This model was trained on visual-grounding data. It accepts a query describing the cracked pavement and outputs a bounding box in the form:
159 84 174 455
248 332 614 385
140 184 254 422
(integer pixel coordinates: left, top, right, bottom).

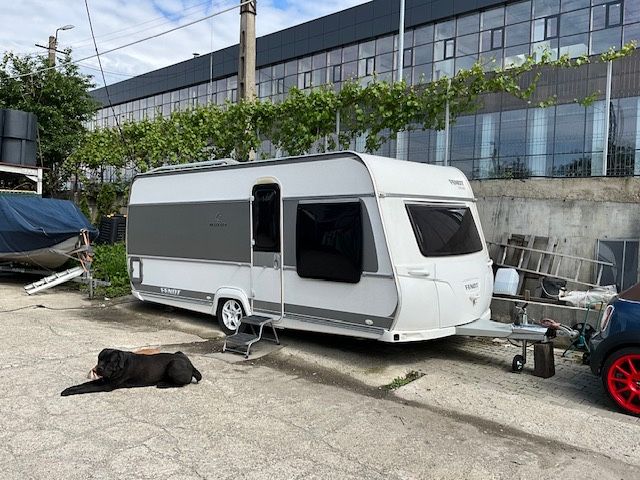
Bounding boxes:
0 279 638 479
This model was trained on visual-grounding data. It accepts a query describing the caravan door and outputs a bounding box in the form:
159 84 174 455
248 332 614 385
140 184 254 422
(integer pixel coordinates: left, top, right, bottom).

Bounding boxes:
250 183 284 319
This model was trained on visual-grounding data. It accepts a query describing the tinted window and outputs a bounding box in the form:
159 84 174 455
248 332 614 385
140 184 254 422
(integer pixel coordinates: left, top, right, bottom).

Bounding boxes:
406 204 483 257
296 202 363 283
253 184 280 252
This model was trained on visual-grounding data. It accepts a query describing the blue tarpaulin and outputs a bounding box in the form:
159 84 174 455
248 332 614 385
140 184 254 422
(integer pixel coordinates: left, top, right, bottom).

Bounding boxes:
0 195 97 254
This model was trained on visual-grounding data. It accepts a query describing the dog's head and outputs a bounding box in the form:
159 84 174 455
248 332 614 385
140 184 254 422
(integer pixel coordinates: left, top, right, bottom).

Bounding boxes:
94 349 127 379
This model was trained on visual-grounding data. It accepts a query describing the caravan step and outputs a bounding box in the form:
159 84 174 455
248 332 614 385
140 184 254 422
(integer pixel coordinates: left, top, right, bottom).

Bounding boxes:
222 315 281 358
24 266 85 295
239 315 276 327
225 332 260 347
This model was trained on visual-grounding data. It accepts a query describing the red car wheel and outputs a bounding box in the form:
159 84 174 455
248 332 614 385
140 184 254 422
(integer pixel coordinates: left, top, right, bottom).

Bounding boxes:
602 348 640 416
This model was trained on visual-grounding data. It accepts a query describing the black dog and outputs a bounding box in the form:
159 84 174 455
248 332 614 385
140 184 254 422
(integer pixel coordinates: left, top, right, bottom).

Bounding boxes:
61 348 202 396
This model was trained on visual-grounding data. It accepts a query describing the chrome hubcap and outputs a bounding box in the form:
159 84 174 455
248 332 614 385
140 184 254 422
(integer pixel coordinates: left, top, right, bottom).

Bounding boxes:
221 300 242 330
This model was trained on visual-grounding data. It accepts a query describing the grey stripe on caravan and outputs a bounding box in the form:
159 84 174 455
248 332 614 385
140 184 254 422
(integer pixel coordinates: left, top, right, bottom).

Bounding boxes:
254 300 394 329
129 194 375 207
379 193 476 202
256 309 385 335
137 285 213 304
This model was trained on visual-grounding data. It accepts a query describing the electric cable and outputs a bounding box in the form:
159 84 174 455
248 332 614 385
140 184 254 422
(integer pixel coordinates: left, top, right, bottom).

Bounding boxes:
0 298 138 314
84 0 133 163
7 0 253 81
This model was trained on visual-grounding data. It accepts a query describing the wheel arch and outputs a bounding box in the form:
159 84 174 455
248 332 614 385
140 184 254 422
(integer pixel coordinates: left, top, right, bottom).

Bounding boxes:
212 287 252 317
592 333 640 375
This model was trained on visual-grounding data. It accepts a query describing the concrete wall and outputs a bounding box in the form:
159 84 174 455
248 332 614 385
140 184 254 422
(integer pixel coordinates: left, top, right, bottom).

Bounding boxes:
471 177 640 326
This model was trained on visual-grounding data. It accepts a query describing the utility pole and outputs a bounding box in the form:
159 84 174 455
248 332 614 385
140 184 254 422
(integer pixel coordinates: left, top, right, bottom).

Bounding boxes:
238 0 257 101
38 25 74 67
48 36 57 66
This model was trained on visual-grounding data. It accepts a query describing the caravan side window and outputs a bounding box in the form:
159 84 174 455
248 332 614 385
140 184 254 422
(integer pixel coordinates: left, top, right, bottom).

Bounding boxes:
406 204 483 257
296 202 363 283
252 184 280 252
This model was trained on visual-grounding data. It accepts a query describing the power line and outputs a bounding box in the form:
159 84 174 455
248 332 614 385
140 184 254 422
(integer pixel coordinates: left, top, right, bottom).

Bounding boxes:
68 0 225 52
7 0 252 81
84 0 132 161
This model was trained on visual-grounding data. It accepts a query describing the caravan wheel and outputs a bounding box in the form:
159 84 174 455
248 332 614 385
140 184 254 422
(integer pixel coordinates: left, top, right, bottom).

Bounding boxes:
217 298 245 335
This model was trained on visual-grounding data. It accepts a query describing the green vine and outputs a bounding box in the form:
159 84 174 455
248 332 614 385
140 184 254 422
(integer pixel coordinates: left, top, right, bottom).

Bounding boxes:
66 42 636 182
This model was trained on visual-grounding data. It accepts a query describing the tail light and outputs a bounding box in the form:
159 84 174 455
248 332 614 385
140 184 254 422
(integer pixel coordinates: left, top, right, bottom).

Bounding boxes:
599 304 615 332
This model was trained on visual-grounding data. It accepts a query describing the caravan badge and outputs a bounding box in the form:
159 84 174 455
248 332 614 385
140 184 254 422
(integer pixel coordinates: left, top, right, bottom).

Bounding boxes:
160 287 181 296
210 213 228 228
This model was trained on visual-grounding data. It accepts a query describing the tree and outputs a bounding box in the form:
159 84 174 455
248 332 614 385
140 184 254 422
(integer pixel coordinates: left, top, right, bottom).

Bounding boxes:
0 51 99 195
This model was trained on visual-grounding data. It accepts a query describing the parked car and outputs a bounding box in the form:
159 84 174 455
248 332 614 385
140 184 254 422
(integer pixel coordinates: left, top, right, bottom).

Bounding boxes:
589 283 640 416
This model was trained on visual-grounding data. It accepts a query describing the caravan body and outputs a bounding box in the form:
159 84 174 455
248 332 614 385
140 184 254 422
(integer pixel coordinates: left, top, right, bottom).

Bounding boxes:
126 151 493 342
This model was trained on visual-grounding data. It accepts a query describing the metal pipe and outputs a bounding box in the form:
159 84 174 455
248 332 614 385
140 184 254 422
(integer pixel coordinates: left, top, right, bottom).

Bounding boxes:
602 59 613 176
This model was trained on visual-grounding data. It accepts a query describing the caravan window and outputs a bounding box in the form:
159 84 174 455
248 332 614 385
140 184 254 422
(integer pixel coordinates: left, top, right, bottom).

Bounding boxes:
406 204 483 257
252 184 280 252
296 202 363 283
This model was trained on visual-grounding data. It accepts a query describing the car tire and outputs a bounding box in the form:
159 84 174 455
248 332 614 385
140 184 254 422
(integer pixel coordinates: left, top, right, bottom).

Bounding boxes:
601 347 640 417
216 298 245 335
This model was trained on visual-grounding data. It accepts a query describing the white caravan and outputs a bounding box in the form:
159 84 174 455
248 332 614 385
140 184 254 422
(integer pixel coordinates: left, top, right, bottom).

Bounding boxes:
127 151 529 344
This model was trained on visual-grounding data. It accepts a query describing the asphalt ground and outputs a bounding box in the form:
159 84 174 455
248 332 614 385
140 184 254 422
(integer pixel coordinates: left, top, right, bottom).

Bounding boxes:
0 277 638 479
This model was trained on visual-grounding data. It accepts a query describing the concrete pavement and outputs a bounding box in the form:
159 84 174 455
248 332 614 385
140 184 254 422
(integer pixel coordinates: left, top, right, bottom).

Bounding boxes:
0 278 638 479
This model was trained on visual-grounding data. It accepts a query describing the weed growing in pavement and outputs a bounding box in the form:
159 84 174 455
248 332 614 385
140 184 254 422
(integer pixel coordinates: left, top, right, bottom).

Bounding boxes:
383 370 424 390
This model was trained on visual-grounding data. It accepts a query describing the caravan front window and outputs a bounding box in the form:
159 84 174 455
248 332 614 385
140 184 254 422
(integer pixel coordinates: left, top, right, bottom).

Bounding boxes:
406 204 483 257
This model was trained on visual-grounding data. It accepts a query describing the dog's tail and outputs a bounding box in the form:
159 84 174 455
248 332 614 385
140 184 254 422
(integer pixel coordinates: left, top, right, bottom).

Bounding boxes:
192 367 202 383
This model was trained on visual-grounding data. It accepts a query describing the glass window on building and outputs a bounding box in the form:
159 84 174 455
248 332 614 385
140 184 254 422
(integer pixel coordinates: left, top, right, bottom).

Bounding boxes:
533 0 560 19
560 8 590 35
455 54 478 73
403 48 413 68
456 33 479 56
505 21 531 46
414 43 433 64
332 64 341 83
560 32 589 56
328 48 342 66
625 1 640 24
481 6 505 30
298 56 312 73
312 52 326 69
623 22 640 44
343 44 358 62
376 35 394 54
343 60 358 80
507 1 532 24
359 40 375 59
414 24 434 45
457 13 480 34
591 26 622 53
435 19 455 40
434 59 454 79
561 0 589 13
376 52 393 73
592 2 622 30
413 63 432 83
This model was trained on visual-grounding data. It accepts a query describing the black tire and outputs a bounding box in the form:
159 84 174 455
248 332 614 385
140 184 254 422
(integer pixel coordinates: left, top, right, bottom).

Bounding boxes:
512 354 525 373
601 347 640 417
216 298 245 335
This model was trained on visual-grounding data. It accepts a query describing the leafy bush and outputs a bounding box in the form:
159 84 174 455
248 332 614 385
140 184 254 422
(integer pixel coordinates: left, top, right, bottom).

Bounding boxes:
91 242 130 297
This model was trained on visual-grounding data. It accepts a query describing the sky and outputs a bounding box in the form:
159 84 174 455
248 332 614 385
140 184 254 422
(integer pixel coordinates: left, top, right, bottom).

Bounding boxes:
1 0 371 87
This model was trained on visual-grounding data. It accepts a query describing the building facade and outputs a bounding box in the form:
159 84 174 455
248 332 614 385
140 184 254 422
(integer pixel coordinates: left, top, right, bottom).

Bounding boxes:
90 0 640 179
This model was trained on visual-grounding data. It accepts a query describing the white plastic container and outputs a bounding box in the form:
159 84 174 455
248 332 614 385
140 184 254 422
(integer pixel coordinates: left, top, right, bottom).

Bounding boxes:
493 268 519 295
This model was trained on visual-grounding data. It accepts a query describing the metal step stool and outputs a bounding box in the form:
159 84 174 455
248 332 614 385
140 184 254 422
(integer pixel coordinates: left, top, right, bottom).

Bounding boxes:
223 315 280 358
